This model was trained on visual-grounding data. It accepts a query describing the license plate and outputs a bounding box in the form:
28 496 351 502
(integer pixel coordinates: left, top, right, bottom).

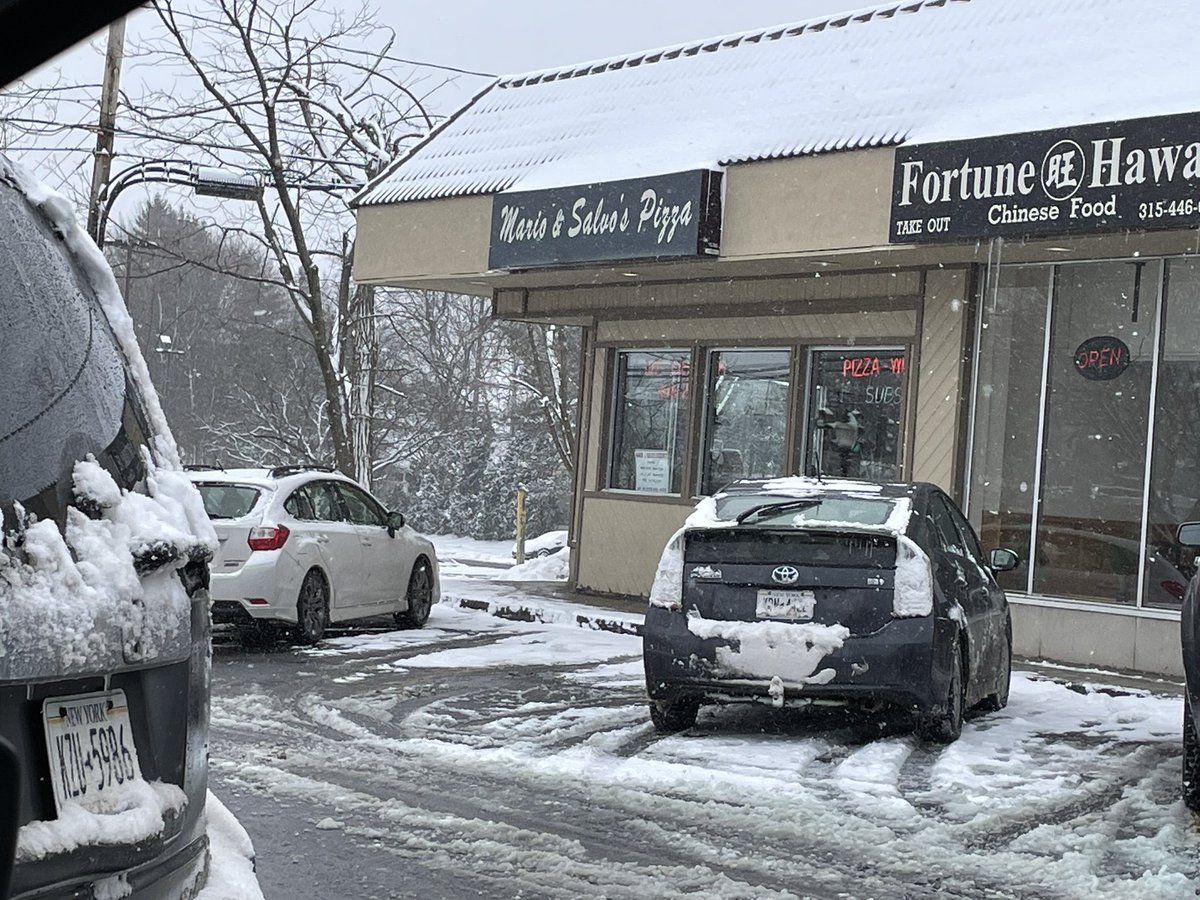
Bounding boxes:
43 690 143 814
756 589 816 621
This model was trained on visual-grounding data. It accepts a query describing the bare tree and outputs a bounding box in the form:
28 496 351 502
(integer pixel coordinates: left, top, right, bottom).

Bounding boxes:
121 0 444 486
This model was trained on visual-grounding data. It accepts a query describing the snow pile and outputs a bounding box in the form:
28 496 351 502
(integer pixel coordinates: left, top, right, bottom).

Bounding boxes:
0 458 215 681
686 614 850 685
892 535 933 618
196 792 265 900
16 780 186 862
497 547 569 581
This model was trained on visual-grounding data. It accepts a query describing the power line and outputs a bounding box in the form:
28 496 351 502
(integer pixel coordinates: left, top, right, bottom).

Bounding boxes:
166 8 497 80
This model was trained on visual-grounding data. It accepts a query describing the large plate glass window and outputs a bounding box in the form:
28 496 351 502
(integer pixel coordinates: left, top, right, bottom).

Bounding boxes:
699 349 791 495
804 348 906 482
968 266 1051 592
1034 261 1160 605
968 258 1185 609
609 350 691 494
1144 259 1200 608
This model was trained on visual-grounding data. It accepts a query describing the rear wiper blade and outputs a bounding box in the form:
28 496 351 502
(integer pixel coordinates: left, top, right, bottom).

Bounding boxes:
735 499 821 525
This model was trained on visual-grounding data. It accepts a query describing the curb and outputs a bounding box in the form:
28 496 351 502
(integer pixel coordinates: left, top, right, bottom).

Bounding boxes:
443 594 644 637
442 595 1184 698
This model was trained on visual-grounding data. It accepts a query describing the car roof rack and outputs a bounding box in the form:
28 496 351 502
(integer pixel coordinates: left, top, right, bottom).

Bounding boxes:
184 463 225 471
267 464 337 479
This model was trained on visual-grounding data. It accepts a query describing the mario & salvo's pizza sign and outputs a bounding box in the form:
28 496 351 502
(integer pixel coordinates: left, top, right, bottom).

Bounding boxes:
488 170 722 269
890 113 1200 243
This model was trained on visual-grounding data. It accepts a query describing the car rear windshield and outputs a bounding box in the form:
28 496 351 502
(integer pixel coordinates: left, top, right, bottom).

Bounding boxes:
196 484 261 519
715 493 898 527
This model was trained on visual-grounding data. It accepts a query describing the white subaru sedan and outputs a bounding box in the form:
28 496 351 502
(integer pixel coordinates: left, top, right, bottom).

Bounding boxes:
187 465 439 642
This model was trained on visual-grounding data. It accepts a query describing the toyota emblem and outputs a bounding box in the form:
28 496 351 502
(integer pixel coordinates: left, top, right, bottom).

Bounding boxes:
771 565 800 585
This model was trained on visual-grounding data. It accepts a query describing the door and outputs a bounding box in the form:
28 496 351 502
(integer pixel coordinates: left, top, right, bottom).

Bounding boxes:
803 347 907 482
335 481 407 607
294 480 365 610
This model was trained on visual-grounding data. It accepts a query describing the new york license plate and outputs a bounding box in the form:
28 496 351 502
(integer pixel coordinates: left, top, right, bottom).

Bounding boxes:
755 589 816 621
43 690 143 814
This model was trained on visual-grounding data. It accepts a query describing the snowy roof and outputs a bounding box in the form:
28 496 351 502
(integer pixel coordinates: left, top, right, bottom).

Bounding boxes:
356 0 1200 207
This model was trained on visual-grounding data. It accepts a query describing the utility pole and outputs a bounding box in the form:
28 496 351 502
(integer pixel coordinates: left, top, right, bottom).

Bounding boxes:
87 19 126 242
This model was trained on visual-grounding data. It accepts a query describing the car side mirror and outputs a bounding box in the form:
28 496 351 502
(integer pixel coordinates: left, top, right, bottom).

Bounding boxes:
0 737 19 900
386 511 405 538
1177 521 1200 547
989 548 1020 572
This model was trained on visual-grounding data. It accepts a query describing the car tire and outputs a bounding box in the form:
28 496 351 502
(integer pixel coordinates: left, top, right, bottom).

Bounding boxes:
918 636 965 743
534 549 553 558
1184 701 1200 812
295 570 329 645
978 632 1012 712
395 559 433 629
649 697 699 733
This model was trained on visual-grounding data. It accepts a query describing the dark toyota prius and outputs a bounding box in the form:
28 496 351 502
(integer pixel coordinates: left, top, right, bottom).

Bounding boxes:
643 478 1017 741
0 156 214 897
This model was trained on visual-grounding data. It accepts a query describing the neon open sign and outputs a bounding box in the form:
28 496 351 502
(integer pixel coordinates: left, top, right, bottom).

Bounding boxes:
1074 335 1130 381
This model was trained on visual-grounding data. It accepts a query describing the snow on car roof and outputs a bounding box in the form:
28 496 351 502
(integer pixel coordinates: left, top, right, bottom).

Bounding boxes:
356 0 1200 205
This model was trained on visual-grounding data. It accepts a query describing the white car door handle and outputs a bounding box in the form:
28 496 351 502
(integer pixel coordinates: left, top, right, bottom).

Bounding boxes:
315 535 330 544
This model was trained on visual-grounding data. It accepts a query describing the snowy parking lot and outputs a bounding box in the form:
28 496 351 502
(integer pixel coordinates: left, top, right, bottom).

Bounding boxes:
208 566 1198 899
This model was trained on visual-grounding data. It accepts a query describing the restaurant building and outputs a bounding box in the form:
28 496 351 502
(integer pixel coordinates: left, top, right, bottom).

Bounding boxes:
352 0 1200 675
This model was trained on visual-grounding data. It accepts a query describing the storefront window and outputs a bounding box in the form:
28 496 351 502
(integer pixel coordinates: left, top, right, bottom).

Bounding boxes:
805 348 906 482
699 349 791 495
969 267 1050 592
1034 261 1160 605
609 350 691 494
1144 259 1200 608
969 258 1193 608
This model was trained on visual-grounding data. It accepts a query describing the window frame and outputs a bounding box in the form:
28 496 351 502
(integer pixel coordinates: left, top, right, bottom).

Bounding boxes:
334 481 388 528
605 346 696 496
696 346 794 498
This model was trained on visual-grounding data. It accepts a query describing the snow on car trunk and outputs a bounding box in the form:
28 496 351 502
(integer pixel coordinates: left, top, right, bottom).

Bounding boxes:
0 459 213 681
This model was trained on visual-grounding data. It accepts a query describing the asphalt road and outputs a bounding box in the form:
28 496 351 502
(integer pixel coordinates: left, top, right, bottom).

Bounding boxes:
206 604 1198 900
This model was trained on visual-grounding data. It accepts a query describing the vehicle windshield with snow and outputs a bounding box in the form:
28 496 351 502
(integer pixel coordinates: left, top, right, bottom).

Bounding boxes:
643 478 1017 741
0 155 216 897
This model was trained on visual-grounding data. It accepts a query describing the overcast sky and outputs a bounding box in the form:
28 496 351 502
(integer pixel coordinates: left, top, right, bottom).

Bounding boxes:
13 0 857 225
31 0 858 108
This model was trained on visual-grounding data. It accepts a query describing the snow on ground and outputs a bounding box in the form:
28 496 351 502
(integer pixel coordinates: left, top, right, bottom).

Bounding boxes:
428 534 514 573
197 792 264 900
210 574 1198 898
496 546 569 581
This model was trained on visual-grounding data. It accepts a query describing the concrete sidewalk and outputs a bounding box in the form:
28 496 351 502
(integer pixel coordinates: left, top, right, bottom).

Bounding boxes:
442 577 1187 698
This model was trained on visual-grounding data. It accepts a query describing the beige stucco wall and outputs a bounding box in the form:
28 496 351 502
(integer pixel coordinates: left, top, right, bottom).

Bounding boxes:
352 148 901 292
910 268 972 495
1011 602 1182 676
576 496 691 596
721 150 894 258
353 196 491 285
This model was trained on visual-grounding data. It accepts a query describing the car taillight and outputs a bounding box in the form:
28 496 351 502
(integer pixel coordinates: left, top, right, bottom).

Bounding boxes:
1162 580 1187 602
248 524 290 551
